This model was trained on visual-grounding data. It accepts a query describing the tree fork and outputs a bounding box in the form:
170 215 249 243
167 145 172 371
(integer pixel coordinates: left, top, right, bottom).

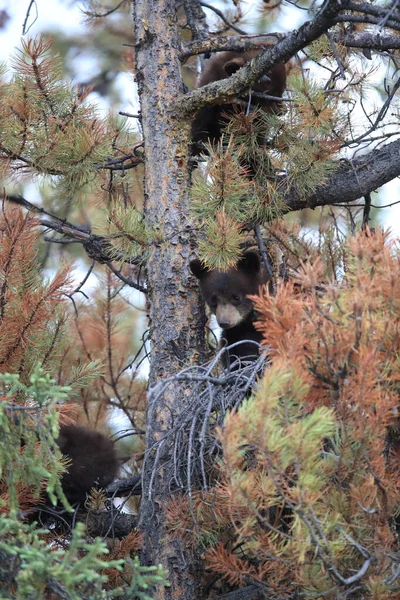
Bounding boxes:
133 1 207 598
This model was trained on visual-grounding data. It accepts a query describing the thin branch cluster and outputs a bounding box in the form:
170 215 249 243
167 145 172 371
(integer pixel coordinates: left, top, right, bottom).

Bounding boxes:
145 346 267 498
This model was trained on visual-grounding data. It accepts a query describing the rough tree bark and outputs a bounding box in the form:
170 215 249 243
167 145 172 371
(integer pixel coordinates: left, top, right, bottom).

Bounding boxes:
132 1 207 599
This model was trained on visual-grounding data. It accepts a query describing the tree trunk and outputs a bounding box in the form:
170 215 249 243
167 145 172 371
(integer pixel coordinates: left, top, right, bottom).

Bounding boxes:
133 1 207 598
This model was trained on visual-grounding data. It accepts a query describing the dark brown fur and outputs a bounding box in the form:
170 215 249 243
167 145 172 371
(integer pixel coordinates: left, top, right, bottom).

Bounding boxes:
192 50 287 153
190 251 270 367
57 424 118 504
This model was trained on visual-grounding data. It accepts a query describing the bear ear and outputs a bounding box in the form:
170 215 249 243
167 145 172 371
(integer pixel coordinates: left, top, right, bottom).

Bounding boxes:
224 57 246 76
237 251 261 274
190 258 208 280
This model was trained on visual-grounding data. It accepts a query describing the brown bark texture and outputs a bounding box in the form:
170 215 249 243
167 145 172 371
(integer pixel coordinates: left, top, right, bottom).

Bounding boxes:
133 1 207 598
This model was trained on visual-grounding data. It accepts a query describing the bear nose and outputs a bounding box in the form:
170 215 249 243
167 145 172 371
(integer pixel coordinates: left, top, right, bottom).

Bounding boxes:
218 319 230 329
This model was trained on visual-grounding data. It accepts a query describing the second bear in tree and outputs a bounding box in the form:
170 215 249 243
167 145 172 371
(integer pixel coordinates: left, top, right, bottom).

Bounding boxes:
190 251 270 367
192 49 287 154
57 424 118 504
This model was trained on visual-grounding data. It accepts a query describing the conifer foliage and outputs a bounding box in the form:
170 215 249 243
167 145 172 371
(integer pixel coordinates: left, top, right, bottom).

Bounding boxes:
0 204 163 597
191 75 347 270
0 37 124 198
167 230 400 598
0 205 71 379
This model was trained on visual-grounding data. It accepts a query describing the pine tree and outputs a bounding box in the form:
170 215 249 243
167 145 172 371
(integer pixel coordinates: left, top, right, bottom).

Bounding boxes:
1 0 400 598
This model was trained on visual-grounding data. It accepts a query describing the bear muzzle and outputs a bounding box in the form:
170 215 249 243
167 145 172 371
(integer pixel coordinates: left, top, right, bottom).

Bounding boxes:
216 304 244 329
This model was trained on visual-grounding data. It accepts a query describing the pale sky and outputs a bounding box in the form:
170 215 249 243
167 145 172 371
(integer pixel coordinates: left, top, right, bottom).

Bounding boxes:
0 1 83 54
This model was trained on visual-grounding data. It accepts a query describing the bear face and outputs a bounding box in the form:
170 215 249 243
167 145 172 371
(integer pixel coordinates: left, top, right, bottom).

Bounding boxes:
192 49 287 151
198 50 287 111
190 251 269 330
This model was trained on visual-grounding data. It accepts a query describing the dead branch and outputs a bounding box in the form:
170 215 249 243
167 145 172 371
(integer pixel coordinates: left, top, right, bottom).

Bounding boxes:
331 31 400 51
105 475 142 496
183 0 209 41
83 0 128 18
144 342 268 501
182 30 400 61
5 195 147 292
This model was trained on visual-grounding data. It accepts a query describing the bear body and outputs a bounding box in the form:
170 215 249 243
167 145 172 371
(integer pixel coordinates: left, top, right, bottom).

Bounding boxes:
192 49 287 153
56 424 118 504
190 251 270 367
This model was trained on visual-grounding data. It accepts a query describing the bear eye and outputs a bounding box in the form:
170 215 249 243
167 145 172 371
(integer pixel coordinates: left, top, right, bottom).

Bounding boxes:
231 294 242 306
210 294 218 307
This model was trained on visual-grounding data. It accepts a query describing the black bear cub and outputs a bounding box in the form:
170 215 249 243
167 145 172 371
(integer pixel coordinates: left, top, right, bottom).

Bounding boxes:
190 251 270 367
57 424 118 504
192 49 287 153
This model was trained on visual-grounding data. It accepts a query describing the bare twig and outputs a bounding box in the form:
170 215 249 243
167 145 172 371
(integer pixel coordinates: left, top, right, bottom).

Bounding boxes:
346 77 400 146
119 111 141 118
105 475 142 496
22 0 38 35
67 261 95 301
144 342 268 502
94 149 143 171
83 0 127 18
325 31 346 78
200 1 247 35
106 261 147 294
362 193 372 230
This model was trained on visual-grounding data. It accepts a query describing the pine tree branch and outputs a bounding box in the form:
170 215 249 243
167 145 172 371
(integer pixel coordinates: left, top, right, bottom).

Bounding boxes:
0 147 62 176
183 0 209 41
345 1 400 23
183 29 400 60
94 151 143 171
6 195 90 234
179 0 349 115
336 13 400 32
332 31 400 51
181 34 284 59
0 146 142 176
182 31 400 61
5 195 147 293
83 0 128 18
282 137 400 212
